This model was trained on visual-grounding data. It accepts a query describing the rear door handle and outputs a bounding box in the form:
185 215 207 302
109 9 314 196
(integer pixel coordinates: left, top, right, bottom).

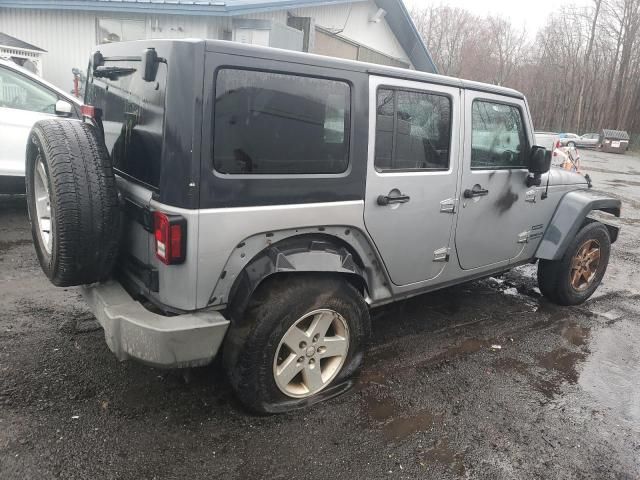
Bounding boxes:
377 194 410 206
463 185 489 198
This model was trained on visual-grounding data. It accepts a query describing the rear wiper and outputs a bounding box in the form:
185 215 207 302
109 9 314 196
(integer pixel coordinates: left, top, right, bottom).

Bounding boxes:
93 66 137 79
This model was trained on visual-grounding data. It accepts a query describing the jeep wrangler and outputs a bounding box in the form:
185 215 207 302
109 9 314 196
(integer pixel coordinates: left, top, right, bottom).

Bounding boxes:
25 39 621 413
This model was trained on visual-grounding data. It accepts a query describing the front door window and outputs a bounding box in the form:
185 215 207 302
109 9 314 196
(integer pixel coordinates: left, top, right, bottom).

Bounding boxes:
471 100 528 169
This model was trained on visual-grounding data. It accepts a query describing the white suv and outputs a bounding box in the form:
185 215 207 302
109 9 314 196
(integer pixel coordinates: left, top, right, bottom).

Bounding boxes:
0 59 81 192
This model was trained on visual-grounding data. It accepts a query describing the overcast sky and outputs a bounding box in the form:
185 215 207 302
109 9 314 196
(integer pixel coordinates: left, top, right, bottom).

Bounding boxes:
402 0 592 36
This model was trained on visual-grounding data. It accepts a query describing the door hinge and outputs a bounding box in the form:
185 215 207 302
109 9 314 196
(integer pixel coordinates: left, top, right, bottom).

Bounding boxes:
440 198 458 214
517 231 530 244
433 247 450 262
525 189 537 203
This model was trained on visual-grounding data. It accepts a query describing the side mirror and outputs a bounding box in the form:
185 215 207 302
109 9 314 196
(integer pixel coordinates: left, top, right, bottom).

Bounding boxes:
141 47 158 82
526 146 551 187
55 99 73 117
528 145 551 174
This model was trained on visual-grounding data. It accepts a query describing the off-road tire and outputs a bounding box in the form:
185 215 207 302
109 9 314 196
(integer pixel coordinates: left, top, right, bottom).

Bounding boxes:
223 274 370 414
537 222 611 306
25 119 121 287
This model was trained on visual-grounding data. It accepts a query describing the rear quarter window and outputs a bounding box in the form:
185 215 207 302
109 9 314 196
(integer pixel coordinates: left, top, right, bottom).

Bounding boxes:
85 59 167 189
213 68 351 175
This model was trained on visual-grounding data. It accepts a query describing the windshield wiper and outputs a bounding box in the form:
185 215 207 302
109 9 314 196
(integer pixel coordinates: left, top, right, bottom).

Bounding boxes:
93 66 137 79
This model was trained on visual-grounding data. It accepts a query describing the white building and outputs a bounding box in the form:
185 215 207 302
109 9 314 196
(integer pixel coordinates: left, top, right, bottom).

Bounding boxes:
0 0 436 93
0 32 46 75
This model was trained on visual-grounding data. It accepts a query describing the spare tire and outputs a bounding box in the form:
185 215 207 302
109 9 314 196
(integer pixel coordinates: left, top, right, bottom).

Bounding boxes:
25 119 121 287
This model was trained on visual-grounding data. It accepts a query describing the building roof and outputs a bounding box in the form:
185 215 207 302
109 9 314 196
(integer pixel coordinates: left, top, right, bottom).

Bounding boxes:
0 0 365 15
601 129 630 141
0 0 437 72
375 0 436 73
0 31 46 52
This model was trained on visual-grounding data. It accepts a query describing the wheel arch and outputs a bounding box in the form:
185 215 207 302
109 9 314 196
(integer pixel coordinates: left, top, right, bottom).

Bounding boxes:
535 189 621 261
207 228 392 319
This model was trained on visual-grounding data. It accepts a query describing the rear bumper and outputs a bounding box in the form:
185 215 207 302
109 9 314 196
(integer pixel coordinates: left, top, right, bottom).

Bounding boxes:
81 281 230 368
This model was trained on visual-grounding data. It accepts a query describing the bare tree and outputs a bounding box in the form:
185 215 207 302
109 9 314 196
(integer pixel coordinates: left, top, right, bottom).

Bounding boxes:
411 5 479 76
411 0 640 145
576 0 603 132
484 16 527 86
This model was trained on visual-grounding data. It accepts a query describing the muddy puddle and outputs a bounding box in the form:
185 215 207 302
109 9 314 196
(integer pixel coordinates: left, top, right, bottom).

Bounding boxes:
382 408 440 442
363 391 465 471
492 319 593 399
537 348 587 384
418 438 466 476
496 313 640 430
365 396 395 421
579 318 640 431
362 391 442 442
561 322 590 346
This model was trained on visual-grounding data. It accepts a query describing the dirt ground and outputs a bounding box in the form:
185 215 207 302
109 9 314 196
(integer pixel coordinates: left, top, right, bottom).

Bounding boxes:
1 150 639 480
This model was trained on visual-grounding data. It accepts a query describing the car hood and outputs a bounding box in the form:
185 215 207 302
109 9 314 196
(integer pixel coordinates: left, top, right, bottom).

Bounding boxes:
547 168 589 186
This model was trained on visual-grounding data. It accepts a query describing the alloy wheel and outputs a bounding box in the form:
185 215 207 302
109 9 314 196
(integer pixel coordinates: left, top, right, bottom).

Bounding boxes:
570 239 601 291
273 309 350 398
33 156 53 255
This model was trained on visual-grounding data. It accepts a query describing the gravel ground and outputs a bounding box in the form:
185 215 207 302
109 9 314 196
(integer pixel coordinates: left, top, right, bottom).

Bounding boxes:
1 150 639 479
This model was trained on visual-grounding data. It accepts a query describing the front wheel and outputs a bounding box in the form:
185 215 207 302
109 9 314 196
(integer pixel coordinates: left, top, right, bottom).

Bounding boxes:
538 222 611 306
223 275 370 414
568 141 577 148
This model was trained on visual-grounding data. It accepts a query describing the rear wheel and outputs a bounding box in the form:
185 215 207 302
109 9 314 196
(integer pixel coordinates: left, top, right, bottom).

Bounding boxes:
568 141 576 148
538 222 610 305
223 275 370 414
26 119 121 287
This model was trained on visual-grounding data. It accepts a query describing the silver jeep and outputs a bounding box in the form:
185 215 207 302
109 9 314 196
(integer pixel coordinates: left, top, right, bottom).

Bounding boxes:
25 40 621 413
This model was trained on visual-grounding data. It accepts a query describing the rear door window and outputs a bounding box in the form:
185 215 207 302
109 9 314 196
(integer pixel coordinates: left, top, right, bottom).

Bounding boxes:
374 88 452 171
213 69 351 175
85 59 166 189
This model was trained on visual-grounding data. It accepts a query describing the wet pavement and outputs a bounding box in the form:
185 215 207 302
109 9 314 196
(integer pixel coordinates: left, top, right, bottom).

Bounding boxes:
1 149 639 479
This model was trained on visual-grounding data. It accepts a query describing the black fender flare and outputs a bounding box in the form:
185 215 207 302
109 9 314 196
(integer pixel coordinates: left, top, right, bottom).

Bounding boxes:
226 234 374 319
536 189 621 261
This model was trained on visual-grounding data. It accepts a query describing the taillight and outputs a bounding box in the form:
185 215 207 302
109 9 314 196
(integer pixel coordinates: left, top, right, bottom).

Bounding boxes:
153 211 186 265
81 104 96 119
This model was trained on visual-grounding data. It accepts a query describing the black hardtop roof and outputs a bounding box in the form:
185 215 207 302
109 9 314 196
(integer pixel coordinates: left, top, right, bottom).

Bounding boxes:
96 38 526 100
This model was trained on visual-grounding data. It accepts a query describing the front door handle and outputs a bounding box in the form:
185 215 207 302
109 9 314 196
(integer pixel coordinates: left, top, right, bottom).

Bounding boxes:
377 193 410 206
463 185 489 198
